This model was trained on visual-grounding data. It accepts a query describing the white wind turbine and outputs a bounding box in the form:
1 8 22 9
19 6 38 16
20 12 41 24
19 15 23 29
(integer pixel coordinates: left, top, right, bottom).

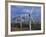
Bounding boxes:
29 8 35 30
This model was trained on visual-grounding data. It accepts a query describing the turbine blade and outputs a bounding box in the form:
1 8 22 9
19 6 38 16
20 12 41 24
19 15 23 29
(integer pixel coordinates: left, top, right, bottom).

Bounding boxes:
31 8 34 14
31 16 35 23
31 8 35 23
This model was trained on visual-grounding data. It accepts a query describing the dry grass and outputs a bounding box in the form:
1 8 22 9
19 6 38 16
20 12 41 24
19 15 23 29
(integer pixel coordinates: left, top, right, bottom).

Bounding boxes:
11 27 30 31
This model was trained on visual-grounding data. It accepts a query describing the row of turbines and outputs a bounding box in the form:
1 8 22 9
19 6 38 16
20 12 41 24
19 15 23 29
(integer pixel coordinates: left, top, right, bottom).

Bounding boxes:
12 8 35 30
18 8 35 30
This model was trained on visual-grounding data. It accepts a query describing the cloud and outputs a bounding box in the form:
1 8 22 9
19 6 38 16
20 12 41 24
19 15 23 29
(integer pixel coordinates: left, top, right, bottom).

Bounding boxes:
22 8 31 13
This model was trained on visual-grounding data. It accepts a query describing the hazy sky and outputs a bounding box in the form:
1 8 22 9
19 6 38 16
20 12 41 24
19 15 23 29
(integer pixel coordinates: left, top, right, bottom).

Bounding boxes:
11 5 41 23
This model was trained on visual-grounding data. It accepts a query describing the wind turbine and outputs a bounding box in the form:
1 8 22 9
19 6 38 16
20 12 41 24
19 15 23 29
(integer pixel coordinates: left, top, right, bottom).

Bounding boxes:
29 8 35 30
